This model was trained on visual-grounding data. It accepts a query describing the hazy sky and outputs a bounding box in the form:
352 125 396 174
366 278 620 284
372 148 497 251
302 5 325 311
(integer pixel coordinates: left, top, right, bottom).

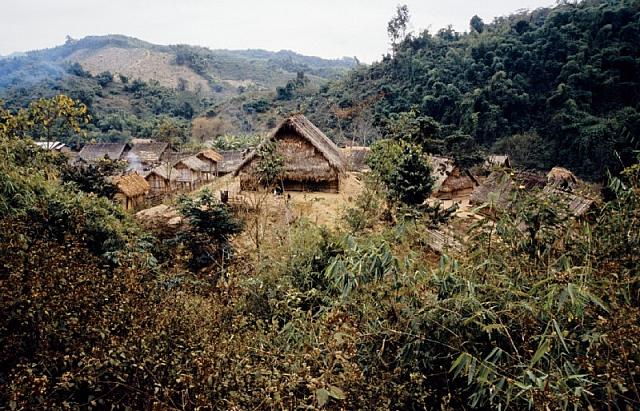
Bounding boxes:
0 0 555 62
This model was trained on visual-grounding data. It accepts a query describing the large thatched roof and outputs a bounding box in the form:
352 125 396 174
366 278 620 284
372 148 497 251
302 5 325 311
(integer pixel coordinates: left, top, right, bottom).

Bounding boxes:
79 143 129 163
109 173 150 198
437 168 478 196
129 142 171 164
234 114 346 176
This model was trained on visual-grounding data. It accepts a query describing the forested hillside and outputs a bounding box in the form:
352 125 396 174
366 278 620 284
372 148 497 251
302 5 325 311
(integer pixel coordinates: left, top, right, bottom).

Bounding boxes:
286 0 639 179
0 35 356 94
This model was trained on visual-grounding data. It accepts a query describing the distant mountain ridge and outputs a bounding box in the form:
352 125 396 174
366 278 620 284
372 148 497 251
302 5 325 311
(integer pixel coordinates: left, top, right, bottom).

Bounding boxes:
0 34 357 95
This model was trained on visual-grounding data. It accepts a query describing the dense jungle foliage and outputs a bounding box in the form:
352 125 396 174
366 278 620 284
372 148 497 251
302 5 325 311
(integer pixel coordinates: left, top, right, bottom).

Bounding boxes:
1 95 640 409
280 0 640 180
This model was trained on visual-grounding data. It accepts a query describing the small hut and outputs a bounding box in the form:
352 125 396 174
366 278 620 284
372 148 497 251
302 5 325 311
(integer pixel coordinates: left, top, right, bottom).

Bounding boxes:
109 173 150 211
234 114 347 193
144 164 176 194
434 167 479 200
174 156 209 190
197 149 224 179
342 146 371 172
79 143 130 163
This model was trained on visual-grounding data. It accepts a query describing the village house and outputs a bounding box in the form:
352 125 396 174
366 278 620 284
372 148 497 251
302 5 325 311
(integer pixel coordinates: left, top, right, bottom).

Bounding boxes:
174 156 209 190
144 163 177 194
434 167 479 200
196 149 224 179
79 142 131 163
109 173 150 212
217 150 246 176
234 114 347 193
127 141 173 169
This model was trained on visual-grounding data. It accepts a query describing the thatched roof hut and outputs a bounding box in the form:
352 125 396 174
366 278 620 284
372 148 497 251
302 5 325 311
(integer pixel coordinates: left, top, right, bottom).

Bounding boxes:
435 167 479 200
176 156 209 173
174 156 209 188
470 170 546 216
218 150 246 175
128 141 172 164
79 143 130 163
144 164 177 193
197 149 223 163
197 149 223 177
342 146 371 172
109 173 150 211
234 114 347 193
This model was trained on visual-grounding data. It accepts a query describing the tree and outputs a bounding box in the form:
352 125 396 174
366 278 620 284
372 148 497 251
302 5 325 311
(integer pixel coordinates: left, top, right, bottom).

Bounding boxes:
253 141 284 188
177 189 242 271
1 95 90 148
389 142 433 205
387 4 410 52
96 71 114 87
368 139 433 205
384 108 442 151
470 15 485 33
61 158 125 199
443 133 484 170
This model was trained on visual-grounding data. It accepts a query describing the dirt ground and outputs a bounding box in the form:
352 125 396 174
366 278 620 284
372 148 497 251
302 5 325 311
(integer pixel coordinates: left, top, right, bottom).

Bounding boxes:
137 173 482 234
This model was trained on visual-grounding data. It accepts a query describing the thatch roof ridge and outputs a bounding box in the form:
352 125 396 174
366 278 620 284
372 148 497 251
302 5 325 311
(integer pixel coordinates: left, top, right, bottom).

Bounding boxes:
79 142 130 162
234 114 346 176
547 166 578 186
198 149 223 163
218 150 246 173
145 164 177 181
176 155 209 172
129 142 170 163
110 173 150 197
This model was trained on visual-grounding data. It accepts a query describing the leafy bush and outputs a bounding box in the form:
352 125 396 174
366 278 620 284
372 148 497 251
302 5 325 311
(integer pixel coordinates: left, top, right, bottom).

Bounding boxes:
368 139 433 205
177 189 243 271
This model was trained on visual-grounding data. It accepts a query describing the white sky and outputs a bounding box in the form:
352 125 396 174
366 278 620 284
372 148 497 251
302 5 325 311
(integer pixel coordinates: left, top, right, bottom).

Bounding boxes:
0 0 555 62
